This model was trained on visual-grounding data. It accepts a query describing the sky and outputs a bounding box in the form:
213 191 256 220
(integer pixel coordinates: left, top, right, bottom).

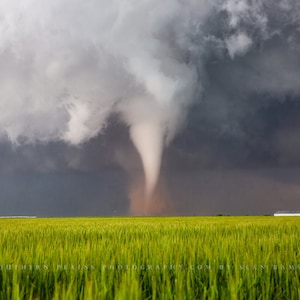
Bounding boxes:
0 0 300 216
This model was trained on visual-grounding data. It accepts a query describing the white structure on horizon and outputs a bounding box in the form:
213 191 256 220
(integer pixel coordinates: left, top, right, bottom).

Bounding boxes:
0 216 37 218
274 211 300 216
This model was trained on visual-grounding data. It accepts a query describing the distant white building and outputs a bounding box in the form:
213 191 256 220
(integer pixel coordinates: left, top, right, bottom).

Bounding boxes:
274 211 300 216
0 216 37 218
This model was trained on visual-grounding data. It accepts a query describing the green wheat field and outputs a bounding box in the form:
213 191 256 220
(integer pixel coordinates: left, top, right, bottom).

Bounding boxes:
0 216 299 299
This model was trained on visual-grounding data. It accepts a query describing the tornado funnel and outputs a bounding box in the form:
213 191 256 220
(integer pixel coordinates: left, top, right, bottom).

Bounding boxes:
130 122 164 201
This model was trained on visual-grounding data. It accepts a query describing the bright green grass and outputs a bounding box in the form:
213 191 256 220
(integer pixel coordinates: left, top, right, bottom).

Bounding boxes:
0 217 299 299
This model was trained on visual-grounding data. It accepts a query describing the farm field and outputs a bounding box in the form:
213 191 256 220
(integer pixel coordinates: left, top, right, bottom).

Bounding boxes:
0 216 299 299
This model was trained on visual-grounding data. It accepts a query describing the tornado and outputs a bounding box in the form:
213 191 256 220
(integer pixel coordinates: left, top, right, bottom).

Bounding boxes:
0 0 299 215
130 122 164 202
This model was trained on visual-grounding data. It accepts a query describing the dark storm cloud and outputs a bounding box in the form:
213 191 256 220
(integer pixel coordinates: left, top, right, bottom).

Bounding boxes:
167 1 300 170
0 171 128 216
168 168 300 216
1 0 300 215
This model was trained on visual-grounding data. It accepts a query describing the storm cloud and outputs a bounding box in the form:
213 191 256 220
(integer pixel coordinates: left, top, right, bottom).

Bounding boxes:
0 0 300 215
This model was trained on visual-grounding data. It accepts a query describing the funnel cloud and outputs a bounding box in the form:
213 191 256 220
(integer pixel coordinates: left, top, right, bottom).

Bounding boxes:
130 122 163 201
0 1 300 215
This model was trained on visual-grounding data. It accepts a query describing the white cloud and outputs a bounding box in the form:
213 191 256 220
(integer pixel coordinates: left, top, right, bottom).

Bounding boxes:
226 32 253 59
